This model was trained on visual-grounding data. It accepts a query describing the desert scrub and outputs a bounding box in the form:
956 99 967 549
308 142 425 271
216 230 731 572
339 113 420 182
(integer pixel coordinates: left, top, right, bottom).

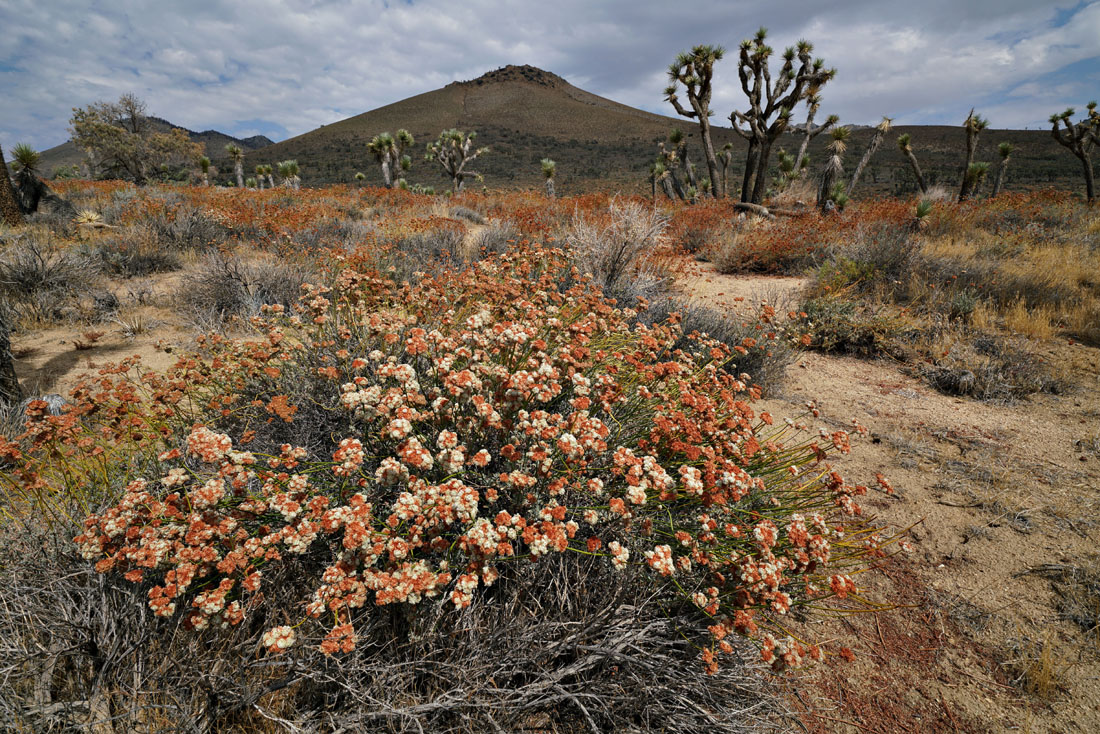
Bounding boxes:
799 296 908 358
5 244 900 679
0 231 95 324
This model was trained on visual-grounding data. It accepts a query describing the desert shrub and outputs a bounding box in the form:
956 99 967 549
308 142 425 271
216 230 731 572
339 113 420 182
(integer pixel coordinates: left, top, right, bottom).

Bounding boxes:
287 217 377 252
800 297 908 358
809 223 919 300
563 198 670 304
0 245 899 729
468 220 519 259
148 204 230 252
179 253 313 324
0 518 784 733
448 205 486 224
0 233 94 323
83 228 183 278
916 329 1061 401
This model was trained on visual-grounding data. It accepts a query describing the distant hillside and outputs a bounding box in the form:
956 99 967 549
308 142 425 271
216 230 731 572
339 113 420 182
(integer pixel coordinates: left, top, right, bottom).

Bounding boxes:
242 64 1093 196
31 118 273 177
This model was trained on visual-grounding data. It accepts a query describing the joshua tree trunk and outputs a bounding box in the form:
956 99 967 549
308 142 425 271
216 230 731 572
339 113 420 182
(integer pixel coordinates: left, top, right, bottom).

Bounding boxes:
740 140 759 202
267 173 275 189
0 314 21 406
694 114 721 198
234 161 244 189
991 153 1011 198
545 177 555 198
749 142 774 204
380 159 393 189
1082 155 1096 203
0 145 23 227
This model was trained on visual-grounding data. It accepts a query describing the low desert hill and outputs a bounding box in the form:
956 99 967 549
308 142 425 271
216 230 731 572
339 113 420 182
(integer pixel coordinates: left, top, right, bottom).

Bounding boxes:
31 118 273 177
242 65 1092 196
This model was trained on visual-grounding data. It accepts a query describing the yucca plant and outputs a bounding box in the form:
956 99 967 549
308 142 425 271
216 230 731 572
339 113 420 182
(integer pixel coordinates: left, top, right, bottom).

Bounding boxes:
10 143 46 214
354 172 365 187
225 143 245 189
666 44 726 198
717 143 734 196
540 158 556 198
957 110 989 201
990 142 1013 197
1050 102 1099 203
817 125 850 211
199 156 211 186
846 116 893 196
245 177 258 189
255 164 266 191
912 198 934 231
277 160 301 189
368 130 414 189
0 143 23 228
896 133 927 194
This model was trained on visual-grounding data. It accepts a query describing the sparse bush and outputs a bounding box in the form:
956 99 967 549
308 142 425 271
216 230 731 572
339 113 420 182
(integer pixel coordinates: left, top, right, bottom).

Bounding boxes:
0 234 93 323
148 204 230 252
84 228 183 278
180 253 313 324
916 330 1061 401
563 198 670 303
448 205 486 224
468 220 519 258
800 297 907 358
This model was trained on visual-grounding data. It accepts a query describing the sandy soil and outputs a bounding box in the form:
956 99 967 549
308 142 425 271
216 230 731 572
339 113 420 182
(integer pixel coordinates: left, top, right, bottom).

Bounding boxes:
682 265 1100 733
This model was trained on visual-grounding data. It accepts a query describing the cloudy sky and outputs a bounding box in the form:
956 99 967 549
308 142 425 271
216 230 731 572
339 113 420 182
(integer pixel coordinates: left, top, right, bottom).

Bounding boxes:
1 0 1097 154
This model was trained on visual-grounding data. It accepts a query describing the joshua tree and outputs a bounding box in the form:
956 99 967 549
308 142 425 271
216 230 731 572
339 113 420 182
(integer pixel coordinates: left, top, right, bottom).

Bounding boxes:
10 143 47 214
1050 102 1099 203
716 143 734 196
990 142 1013 197
960 162 989 200
794 92 837 172
817 125 850 212
846 117 893 196
540 158 556 198
199 156 211 186
957 110 989 201
730 28 835 204
277 160 300 189
426 129 488 193
368 130 414 189
896 133 927 193
0 143 24 227
263 165 275 189
354 171 365 187
245 177 257 189
225 144 245 188
255 164 267 190
655 129 701 202
665 44 726 198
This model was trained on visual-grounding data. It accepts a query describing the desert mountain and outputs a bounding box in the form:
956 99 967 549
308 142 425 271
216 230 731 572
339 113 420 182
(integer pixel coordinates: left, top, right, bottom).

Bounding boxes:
241 65 1086 195
32 118 273 177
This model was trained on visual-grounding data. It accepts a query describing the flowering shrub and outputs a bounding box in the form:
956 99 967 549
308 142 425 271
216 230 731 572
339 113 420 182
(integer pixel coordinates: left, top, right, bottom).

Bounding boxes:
0 243 897 676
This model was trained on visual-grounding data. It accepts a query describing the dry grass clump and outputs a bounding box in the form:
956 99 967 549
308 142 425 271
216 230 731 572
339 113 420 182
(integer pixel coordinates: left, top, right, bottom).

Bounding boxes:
563 198 670 304
179 252 314 326
82 226 184 278
1000 631 1069 701
915 327 1061 402
1024 558 1100 640
0 231 95 325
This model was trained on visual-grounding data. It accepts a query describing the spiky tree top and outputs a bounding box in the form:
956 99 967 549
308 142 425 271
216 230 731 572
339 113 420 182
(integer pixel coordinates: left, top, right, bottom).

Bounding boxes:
11 143 40 173
1050 102 1099 150
997 142 1014 159
540 159 556 179
730 30 834 142
666 44 726 197
425 129 488 193
225 143 244 162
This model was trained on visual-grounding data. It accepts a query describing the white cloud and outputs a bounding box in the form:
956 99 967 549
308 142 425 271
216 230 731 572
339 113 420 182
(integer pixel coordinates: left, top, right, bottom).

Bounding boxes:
1 0 1097 154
